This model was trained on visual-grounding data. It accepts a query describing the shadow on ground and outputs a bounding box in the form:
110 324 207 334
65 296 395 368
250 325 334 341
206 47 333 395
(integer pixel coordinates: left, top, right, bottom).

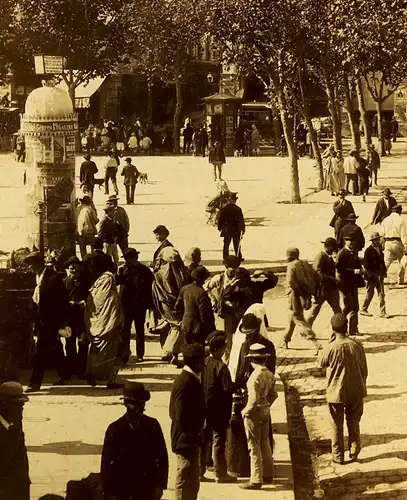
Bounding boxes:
27 441 102 455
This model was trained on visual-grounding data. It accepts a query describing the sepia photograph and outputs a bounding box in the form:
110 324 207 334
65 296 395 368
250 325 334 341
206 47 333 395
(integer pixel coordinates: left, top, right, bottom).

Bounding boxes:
0 0 406 499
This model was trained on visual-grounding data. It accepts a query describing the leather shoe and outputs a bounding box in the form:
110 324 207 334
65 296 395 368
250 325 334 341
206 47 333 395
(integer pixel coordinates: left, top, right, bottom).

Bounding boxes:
216 475 237 483
52 378 66 386
25 385 40 393
240 483 262 490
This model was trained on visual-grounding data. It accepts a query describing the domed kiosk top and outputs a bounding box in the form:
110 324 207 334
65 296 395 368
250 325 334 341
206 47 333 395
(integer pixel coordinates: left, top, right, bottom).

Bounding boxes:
25 86 73 118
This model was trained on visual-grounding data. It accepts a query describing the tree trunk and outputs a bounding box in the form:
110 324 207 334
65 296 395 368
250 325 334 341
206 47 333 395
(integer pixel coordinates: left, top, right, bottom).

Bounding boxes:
376 100 385 156
173 75 183 154
276 86 301 203
343 72 361 152
324 75 342 151
305 115 323 189
147 81 153 125
356 77 371 151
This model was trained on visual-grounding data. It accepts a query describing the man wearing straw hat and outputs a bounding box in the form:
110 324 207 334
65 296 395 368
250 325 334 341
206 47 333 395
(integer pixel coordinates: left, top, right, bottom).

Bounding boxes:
101 381 168 500
0 382 30 500
240 343 278 490
360 232 388 318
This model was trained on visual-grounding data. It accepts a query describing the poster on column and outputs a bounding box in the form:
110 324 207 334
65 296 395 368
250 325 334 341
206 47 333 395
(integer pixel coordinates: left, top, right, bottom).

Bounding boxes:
53 136 65 164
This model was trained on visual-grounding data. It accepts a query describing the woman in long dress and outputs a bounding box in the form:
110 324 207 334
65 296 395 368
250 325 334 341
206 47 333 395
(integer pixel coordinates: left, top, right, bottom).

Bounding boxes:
83 252 123 388
322 144 336 190
152 247 191 364
329 150 345 195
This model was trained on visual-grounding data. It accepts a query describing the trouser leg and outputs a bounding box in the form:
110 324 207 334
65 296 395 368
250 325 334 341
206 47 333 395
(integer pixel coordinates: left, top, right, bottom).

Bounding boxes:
212 425 228 478
362 279 376 312
377 276 386 314
284 313 296 343
342 287 359 334
122 308 133 354
328 403 345 461
65 332 78 377
307 297 324 327
244 413 263 484
223 234 232 259
260 414 274 479
175 450 200 500
134 309 146 358
130 184 136 203
78 237 87 259
217 165 222 179
111 173 119 195
200 423 212 476
54 338 68 381
104 171 110 194
117 234 128 254
399 255 407 283
29 337 47 388
125 185 131 204
231 232 241 259
346 400 364 458
326 289 342 314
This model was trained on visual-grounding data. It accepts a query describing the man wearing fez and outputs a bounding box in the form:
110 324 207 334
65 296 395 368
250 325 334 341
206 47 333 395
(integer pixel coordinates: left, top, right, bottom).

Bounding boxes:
0 382 30 500
101 381 168 500
319 314 367 464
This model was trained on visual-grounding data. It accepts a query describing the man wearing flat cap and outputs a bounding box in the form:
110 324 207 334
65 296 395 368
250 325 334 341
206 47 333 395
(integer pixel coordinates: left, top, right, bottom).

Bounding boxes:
308 238 341 328
361 232 388 318
0 382 30 500
330 189 355 243
170 343 205 500
338 213 365 253
116 248 154 363
217 192 245 260
336 235 364 336
379 204 407 284
152 225 173 270
24 252 70 392
371 187 397 225
101 381 168 500
174 265 215 345
319 314 367 464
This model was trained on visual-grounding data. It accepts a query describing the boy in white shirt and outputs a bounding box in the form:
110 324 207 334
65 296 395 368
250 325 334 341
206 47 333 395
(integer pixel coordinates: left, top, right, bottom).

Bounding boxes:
241 343 278 490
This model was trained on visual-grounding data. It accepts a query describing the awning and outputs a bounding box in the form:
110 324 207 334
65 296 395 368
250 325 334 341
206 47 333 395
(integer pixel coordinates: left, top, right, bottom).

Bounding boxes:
56 75 106 108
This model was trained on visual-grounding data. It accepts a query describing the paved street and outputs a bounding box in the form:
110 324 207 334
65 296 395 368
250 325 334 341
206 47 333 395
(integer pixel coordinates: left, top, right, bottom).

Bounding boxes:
2 147 407 499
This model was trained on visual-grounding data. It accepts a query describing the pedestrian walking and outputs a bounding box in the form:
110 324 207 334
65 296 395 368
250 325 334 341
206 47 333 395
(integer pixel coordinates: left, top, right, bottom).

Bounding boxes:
343 150 359 195
322 144 336 191
360 232 388 318
97 205 123 266
209 141 226 181
174 266 215 345
116 248 154 363
101 382 168 500
152 225 173 270
330 189 355 243
307 238 341 328
183 123 194 154
24 252 70 393
391 116 399 142
329 150 345 195
356 157 371 202
104 151 119 196
121 157 140 205
79 154 98 196
0 382 30 500
382 118 392 155
336 236 364 336
200 332 236 483
170 343 206 500
200 126 209 157
76 196 99 258
319 313 367 464
338 213 365 253
241 343 278 490
367 145 381 186
106 195 130 254
372 188 397 226
283 248 321 353
63 257 89 379
379 204 407 284
217 192 245 260
205 255 241 363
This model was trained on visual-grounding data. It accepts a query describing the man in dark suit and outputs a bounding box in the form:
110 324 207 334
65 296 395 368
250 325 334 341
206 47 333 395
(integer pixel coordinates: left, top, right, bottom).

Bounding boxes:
338 213 365 252
367 145 381 186
152 225 173 270
330 189 355 243
24 252 70 393
336 236 364 336
101 382 168 500
218 192 245 260
79 154 98 195
361 232 388 318
63 256 89 379
371 187 397 225
307 237 341 327
170 343 205 500
174 266 215 345
116 248 154 363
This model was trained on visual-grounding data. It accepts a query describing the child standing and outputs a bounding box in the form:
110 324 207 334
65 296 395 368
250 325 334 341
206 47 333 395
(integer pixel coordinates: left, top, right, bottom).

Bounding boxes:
201 332 236 483
209 141 226 181
241 343 278 490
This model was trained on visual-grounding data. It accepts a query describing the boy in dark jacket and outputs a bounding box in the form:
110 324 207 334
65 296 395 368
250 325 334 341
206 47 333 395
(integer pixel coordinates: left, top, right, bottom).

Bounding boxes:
361 232 388 318
201 332 236 483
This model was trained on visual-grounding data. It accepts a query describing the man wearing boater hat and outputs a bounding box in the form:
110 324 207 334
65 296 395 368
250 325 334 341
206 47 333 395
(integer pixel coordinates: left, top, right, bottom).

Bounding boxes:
0 382 30 500
380 203 407 284
101 381 168 500
338 213 365 253
307 237 341 328
371 187 397 225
